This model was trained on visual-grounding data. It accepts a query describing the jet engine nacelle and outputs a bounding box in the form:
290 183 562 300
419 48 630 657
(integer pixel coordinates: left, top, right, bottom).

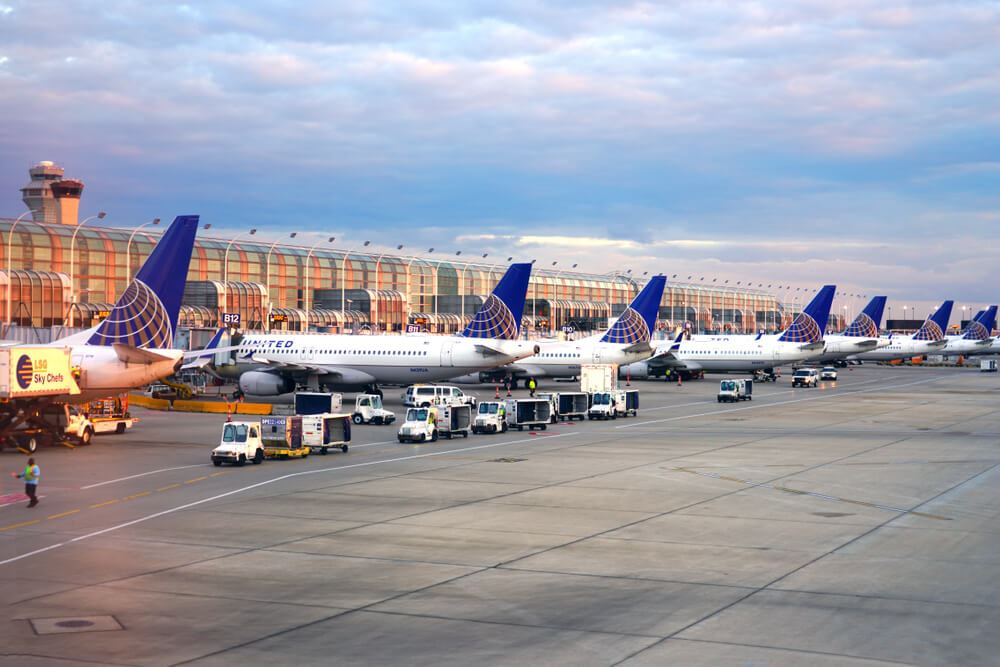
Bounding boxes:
239 371 295 396
621 361 650 379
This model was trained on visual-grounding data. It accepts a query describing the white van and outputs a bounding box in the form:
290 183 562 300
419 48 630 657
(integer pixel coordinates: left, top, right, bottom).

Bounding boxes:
402 385 475 408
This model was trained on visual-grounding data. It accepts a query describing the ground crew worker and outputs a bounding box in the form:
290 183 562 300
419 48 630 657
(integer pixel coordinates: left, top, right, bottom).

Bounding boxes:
11 458 40 508
527 377 537 397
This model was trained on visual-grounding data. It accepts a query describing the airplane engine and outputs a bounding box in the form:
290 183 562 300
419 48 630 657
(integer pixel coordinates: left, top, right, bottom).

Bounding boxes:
239 371 295 396
621 361 649 379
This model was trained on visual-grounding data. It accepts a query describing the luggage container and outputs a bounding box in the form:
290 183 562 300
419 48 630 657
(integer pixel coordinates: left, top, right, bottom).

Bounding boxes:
622 389 640 416
260 416 309 458
301 413 351 454
504 398 551 431
538 391 588 422
981 359 998 372
294 392 343 415
436 403 472 439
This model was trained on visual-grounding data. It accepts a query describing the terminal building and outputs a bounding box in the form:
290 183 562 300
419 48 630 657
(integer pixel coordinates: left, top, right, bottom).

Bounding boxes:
1 162 815 341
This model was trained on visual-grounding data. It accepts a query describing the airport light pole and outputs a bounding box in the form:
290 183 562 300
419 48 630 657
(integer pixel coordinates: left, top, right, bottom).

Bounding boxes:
223 228 257 285
66 211 108 328
303 236 335 331
265 232 297 331
373 244 404 333
5 209 40 328
125 218 160 285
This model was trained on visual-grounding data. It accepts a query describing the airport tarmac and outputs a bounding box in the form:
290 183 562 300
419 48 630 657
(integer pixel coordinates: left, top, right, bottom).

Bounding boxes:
1 366 998 666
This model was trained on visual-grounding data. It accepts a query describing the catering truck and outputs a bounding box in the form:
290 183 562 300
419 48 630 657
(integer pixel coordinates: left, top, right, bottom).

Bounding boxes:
0 346 90 451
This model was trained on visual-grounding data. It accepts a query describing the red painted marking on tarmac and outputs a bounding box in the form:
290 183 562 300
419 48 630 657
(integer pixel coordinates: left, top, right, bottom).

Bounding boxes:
0 493 44 508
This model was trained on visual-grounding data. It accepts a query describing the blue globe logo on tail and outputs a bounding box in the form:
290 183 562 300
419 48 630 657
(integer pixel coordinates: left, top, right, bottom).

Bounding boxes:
86 280 174 348
963 320 990 341
15 355 33 390
601 307 650 345
843 313 878 338
461 294 518 340
912 321 944 342
778 313 823 343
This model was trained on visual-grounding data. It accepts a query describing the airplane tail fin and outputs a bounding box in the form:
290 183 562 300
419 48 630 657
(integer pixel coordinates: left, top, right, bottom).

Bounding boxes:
843 296 886 338
912 300 953 342
86 215 199 349
459 263 532 340
962 305 997 341
600 275 666 344
778 285 835 343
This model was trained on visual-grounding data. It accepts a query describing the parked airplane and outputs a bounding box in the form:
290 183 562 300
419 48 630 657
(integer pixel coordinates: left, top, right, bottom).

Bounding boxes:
942 305 996 357
458 275 667 386
808 296 888 366
231 263 540 396
850 300 954 362
624 284 836 379
48 215 201 400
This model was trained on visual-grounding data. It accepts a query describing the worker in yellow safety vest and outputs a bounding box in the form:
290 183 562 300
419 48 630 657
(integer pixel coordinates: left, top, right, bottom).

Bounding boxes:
11 458 40 507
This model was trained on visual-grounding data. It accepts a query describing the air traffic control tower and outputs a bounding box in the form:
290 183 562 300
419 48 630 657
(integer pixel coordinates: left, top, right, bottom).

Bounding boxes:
20 160 84 225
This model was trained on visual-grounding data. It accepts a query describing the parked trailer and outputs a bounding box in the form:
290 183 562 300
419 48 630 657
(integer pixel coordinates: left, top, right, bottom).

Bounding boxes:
294 392 343 415
82 394 136 434
981 359 998 373
436 403 472 439
622 389 639 416
538 391 588 422
717 379 753 403
260 416 309 458
301 413 351 454
504 398 551 431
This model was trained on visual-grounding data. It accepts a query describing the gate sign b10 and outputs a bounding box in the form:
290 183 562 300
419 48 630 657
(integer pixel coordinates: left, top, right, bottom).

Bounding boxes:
222 312 241 326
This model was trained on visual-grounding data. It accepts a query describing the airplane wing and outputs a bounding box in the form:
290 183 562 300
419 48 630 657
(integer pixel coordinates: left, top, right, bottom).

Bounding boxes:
798 341 826 351
851 339 880 350
113 344 179 364
622 341 653 355
246 357 377 384
473 343 509 356
507 363 547 377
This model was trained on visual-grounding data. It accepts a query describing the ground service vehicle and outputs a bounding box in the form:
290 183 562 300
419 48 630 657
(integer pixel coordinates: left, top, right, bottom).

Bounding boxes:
212 421 265 466
504 398 551 431
82 394 136 434
537 391 589 422
819 367 838 381
403 385 475 408
718 379 753 403
472 401 507 434
294 392 344 415
260 416 309 458
398 407 438 443
4 404 96 453
580 364 618 393
792 368 820 387
435 403 472 439
587 389 627 419
352 394 395 424
981 359 998 372
301 413 351 454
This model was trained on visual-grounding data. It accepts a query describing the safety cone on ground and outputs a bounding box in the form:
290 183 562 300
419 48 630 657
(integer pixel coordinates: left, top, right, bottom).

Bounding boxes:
226 402 233 422
677 374 682 387
506 383 512 398
495 384 500 399
626 369 631 387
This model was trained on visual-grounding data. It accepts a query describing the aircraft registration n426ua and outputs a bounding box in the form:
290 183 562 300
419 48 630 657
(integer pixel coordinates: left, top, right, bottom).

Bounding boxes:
231 263 540 396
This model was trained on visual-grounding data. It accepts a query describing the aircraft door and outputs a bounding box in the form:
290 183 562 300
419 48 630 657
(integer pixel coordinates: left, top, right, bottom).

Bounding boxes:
439 342 454 367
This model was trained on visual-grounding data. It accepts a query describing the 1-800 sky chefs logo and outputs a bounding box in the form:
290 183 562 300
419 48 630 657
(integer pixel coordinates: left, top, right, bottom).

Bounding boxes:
16 355 33 389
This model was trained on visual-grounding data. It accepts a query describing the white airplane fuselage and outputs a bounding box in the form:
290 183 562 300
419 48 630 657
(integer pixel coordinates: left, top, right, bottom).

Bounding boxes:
69 346 184 402
807 334 884 364
500 336 653 380
851 335 947 362
941 336 995 357
231 333 538 392
655 335 823 372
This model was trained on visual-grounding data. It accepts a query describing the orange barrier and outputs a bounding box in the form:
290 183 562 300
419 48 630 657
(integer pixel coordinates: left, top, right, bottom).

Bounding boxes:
128 393 272 415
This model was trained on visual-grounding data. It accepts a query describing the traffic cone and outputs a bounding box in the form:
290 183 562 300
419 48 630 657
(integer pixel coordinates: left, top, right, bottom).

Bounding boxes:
626 369 631 387
506 383 512 398
495 385 500 399
226 402 233 422
677 374 682 387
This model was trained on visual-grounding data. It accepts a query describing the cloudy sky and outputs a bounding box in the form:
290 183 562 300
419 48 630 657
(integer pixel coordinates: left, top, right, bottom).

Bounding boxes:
1 1 998 316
